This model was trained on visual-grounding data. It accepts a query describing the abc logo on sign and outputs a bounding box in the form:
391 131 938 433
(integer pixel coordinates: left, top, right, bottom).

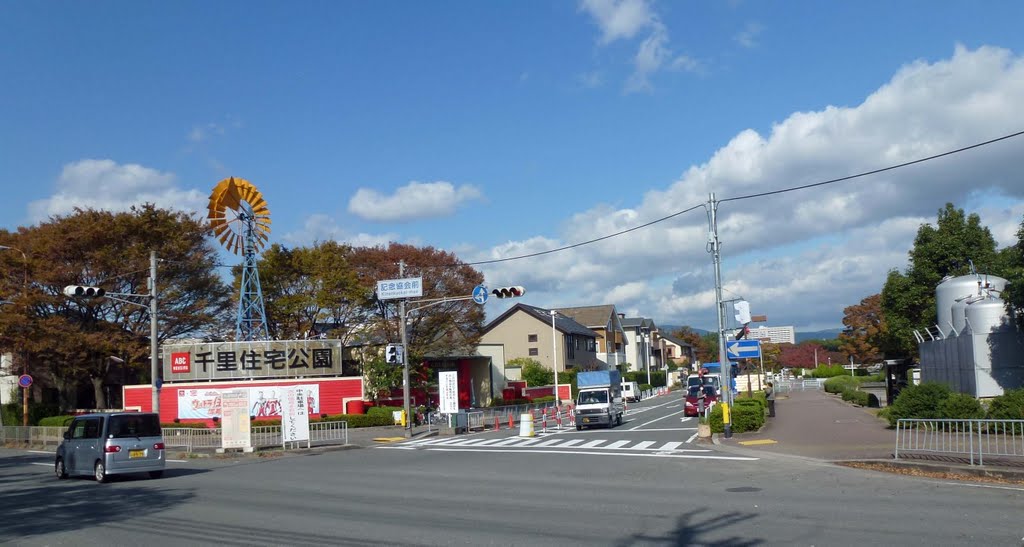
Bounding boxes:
171 352 191 373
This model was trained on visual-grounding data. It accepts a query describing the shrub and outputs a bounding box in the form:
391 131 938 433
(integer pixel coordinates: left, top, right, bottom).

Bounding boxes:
937 393 985 420
367 406 402 419
39 415 76 427
886 382 952 426
824 376 858 394
986 387 1024 420
163 421 207 429
811 365 847 378
707 402 765 434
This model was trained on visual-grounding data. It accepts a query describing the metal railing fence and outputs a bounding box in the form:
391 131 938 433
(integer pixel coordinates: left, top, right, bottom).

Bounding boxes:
895 419 1024 466
2 421 349 453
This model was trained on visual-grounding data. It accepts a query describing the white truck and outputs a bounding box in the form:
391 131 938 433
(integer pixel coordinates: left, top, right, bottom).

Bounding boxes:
621 380 641 403
575 370 625 430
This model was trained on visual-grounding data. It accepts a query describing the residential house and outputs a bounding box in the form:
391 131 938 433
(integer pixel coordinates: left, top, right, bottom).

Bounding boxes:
556 305 627 370
620 316 658 374
479 303 601 391
659 333 695 371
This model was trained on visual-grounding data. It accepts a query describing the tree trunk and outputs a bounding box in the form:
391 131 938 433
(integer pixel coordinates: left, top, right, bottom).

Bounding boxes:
91 376 106 409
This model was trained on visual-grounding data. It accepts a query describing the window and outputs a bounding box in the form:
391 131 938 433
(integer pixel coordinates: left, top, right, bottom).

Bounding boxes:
586 339 596 352
528 348 538 356
109 414 162 438
528 334 538 343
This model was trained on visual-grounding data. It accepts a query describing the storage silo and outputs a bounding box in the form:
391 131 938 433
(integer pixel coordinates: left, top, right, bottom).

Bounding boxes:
935 274 1007 338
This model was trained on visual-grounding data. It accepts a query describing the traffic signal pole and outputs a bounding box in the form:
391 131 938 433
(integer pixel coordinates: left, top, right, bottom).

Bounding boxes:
399 261 411 437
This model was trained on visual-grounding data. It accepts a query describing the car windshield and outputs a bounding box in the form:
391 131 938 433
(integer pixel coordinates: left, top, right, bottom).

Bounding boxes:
578 391 608 404
687 386 716 397
109 414 162 438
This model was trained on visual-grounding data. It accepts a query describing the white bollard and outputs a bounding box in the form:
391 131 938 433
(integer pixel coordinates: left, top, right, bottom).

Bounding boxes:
519 413 535 437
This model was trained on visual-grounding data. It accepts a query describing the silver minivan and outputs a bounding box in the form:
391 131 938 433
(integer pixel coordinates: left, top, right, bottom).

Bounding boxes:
55 412 166 483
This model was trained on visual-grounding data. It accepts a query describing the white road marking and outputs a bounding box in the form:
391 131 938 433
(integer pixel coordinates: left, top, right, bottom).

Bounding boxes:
167 459 189 463
606 440 631 450
632 441 657 450
30 462 51 467
581 439 607 449
422 447 758 460
28 450 52 455
660 442 684 451
686 432 699 443
628 410 688 431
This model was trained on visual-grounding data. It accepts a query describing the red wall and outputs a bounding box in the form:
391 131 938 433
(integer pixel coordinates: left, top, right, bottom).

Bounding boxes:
124 377 363 425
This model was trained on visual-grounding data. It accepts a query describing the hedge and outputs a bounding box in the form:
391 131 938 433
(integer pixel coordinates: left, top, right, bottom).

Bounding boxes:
39 415 77 427
824 376 859 394
707 402 765 434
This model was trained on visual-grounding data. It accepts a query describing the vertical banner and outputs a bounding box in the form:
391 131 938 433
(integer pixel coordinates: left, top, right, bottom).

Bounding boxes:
281 386 310 443
221 389 252 451
439 371 458 414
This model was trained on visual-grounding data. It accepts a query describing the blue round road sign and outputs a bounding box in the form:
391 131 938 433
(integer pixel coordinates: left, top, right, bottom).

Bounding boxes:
472 285 489 305
18 374 32 388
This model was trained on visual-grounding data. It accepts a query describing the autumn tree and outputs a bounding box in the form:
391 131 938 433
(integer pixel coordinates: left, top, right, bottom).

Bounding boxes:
881 203 1001 358
776 342 826 369
0 205 232 410
837 294 886 364
671 326 714 363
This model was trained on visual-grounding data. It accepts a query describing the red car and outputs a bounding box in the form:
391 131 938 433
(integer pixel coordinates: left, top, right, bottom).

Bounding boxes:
684 385 718 417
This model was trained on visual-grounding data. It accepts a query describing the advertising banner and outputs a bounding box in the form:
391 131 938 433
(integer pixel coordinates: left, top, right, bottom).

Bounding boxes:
439 371 458 414
221 389 252 450
176 385 320 420
281 386 310 443
163 339 344 382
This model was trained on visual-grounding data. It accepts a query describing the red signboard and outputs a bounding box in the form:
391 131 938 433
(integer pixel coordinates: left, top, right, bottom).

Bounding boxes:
171 352 191 374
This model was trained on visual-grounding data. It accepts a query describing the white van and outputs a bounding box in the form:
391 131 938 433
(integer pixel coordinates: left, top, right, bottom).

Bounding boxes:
621 381 641 403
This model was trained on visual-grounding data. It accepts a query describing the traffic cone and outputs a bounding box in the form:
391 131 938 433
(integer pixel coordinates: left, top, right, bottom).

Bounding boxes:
494 415 500 431
508 413 514 429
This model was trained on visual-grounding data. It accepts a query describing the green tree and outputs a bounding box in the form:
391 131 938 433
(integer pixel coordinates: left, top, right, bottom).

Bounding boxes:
510 357 553 387
1002 220 1024 330
881 203 1001 358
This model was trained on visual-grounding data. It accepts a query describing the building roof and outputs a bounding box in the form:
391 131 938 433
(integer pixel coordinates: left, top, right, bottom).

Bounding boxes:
659 333 693 349
620 316 657 330
482 303 598 338
557 305 619 329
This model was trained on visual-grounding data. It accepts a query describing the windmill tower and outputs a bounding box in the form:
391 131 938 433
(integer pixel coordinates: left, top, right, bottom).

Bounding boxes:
208 177 272 341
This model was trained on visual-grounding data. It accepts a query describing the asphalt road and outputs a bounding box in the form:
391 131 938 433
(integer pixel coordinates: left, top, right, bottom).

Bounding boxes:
2 396 1023 546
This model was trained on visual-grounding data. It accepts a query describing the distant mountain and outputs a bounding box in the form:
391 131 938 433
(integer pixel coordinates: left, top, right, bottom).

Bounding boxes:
659 324 843 343
795 328 844 342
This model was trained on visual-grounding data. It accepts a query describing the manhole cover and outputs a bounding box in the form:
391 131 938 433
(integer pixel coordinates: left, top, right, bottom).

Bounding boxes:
725 486 762 493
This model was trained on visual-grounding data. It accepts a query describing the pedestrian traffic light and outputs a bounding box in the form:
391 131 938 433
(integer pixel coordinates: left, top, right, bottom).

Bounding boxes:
490 286 525 298
385 344 403 364
63 285 106 298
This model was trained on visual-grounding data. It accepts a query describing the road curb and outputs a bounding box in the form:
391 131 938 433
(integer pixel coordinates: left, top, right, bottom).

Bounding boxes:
836 459 1024 481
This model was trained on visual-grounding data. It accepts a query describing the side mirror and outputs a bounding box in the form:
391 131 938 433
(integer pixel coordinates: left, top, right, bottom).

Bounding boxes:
62 431 70 440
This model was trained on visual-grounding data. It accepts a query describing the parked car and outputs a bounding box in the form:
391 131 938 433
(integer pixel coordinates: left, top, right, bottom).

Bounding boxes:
55 412 166 483
684 385 718 417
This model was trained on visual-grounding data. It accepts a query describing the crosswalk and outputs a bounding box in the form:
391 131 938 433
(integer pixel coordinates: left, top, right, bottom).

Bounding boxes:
381 435 758 461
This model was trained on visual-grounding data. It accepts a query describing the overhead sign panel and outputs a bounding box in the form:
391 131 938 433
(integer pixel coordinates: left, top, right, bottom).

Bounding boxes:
377 277 423 300
726 339 761 360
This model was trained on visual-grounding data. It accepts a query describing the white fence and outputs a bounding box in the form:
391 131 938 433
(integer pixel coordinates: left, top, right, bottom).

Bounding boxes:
895 419 1024 466
2 421 349 453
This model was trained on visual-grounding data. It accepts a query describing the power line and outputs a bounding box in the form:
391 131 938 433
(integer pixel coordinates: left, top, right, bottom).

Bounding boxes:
720 129 1024 203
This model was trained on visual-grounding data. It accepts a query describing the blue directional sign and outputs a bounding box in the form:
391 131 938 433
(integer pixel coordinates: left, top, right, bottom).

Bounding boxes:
472 285 489 305
726 339 761 360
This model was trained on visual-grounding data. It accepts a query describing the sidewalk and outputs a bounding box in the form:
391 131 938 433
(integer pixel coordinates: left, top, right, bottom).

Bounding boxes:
715 388 896 460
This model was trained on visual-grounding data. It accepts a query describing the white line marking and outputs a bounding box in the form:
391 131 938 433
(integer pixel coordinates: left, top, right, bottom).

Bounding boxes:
30 462 51 467
558 439 584 448
167 459 189 463
474 439 505 446
425 447 758 460
492 438 526 446
581 440 607 448
633 441 657 450
606 440 631 450
535 439 564 447
686 432 699 443
28 450 52 455
934 481 1024 492
629 410 687 430
660 442 683 451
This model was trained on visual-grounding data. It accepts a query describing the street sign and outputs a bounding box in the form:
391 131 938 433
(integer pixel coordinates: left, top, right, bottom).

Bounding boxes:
18 374 32 388
472 285 489 305
155 378 163 391
376 277 423 300
726 339 761 360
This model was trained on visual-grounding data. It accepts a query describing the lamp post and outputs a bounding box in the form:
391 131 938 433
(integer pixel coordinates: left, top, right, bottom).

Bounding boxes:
643 333 651 386
0 245 29 426
550 310 559 404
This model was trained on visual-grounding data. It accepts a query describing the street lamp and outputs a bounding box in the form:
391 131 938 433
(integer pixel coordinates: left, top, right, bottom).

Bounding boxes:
643 332 651 386
550 310 559 404
0 245 29 426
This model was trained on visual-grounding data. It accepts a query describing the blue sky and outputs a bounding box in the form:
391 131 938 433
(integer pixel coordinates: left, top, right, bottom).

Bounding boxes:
4 1 1024 333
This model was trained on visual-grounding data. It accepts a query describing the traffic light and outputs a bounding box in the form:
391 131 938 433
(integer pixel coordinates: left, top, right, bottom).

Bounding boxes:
385 344 403 364
491 286 525 298
735 325 751 340
63 285 106 298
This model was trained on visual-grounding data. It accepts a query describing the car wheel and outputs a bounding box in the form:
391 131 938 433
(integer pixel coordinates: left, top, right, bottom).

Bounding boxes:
576 425 582 431
55 458 68 480
617 414 623 426
148 470 164 479
94 461 107 483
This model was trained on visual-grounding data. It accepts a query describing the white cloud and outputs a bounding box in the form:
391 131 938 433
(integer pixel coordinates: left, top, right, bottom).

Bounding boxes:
281 213 399 248
734 22 763 48
579 0 655 44
476 45 1024 330
347 181 484 223
27 159 206 222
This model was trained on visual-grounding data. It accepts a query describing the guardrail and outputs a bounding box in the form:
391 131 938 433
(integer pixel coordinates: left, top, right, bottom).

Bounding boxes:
895 419 1024 466
3 421 349 453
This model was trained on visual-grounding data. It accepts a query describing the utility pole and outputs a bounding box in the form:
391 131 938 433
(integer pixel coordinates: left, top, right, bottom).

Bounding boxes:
707 193 733 438
399 260 411 437
150 250 160 413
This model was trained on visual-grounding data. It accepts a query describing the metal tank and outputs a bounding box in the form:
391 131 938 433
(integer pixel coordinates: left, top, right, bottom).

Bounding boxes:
950 296 972 336
965 295 1012 335
936 274 1008 337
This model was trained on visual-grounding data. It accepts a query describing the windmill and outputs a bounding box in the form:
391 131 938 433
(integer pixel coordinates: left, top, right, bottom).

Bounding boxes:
208 177 272 341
